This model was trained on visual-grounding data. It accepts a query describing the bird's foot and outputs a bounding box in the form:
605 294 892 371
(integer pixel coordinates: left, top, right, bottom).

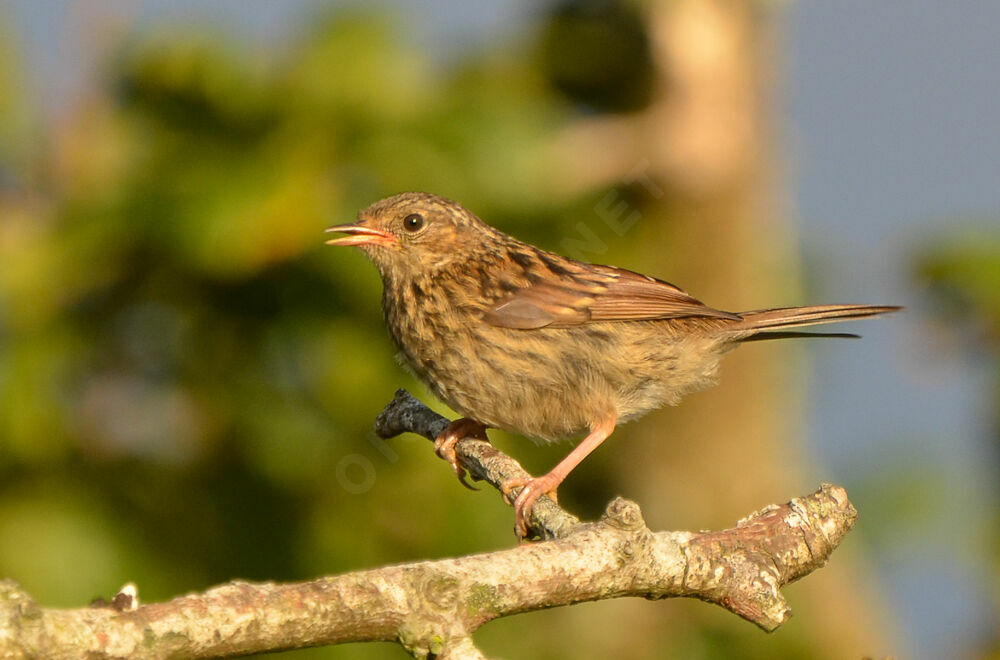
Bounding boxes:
433 418 487 491
501 474 561 539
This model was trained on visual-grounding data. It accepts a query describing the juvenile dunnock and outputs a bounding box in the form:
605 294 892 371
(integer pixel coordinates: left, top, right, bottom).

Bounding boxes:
327 192 898 537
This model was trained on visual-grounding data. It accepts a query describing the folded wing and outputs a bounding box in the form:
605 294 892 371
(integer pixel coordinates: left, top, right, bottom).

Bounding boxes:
482 252 740 329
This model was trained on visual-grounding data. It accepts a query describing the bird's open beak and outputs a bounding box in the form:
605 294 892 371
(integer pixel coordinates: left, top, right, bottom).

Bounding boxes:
325 224 396 247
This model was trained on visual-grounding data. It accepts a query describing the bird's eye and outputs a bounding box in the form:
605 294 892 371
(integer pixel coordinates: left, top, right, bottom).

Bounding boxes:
402 213 425 232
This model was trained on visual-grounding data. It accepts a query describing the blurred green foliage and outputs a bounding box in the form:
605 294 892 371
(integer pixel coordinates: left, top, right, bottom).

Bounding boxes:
0 9 580 601
539 0 655 112
916 229 1000 444
0 5 855 658
917 232 1000 343
916 228 1000 657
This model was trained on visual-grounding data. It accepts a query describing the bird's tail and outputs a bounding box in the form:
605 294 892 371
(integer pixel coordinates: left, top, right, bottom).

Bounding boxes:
729 304 901 340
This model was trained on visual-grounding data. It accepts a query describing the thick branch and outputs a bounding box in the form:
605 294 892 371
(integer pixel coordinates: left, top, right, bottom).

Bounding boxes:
0 391 858 658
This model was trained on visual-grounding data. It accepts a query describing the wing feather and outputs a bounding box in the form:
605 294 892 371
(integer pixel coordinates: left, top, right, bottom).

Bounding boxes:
482 252 739 329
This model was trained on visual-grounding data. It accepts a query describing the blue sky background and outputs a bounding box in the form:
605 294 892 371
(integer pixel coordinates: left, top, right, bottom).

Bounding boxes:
5 1 1000 657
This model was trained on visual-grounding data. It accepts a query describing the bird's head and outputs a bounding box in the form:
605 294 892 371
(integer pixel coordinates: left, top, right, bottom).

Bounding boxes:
327 192 499 281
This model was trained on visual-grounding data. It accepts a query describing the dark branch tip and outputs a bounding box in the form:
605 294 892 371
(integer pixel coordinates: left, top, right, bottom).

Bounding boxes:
373 389 413 438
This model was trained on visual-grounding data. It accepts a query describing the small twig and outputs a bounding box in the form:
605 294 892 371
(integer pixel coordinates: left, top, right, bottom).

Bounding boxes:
376 389 579 538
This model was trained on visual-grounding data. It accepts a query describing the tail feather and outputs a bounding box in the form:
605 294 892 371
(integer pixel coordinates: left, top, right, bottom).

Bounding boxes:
732 304 901 336
739 330 862 342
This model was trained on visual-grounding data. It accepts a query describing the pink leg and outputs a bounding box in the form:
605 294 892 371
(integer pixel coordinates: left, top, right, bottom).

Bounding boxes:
503 416 617 538
434 418 488 490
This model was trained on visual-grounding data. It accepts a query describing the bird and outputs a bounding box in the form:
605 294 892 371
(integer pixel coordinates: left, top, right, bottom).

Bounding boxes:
326 191 898 538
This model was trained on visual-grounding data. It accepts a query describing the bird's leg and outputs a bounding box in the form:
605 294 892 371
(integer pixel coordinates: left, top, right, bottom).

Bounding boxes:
502 415 617 539
434 418 488 491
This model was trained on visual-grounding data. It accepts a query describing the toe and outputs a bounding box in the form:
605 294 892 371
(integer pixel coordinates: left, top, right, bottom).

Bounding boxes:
512 483 544 539
500 476 530 502
433 420 487 491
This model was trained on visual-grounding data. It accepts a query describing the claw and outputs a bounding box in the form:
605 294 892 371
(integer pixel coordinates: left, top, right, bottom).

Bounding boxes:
500 474 560 539
434 436 478 490
433 419 488 491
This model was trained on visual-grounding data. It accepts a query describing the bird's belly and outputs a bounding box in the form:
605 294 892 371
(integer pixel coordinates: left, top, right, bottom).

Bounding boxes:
397 320 726 442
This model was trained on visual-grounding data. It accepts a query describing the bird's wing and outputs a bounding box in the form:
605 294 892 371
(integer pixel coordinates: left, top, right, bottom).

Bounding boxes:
482 253 740 329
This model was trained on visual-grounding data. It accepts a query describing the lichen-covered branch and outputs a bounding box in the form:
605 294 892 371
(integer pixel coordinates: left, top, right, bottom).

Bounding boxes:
0 391 858 659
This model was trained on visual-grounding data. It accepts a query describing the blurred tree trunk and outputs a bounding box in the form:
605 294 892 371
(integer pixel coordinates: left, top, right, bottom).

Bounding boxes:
548 1 897 656
634 0 795 529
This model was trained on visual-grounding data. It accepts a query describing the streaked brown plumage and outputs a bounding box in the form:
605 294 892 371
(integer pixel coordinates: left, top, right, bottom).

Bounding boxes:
327 192 899 537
